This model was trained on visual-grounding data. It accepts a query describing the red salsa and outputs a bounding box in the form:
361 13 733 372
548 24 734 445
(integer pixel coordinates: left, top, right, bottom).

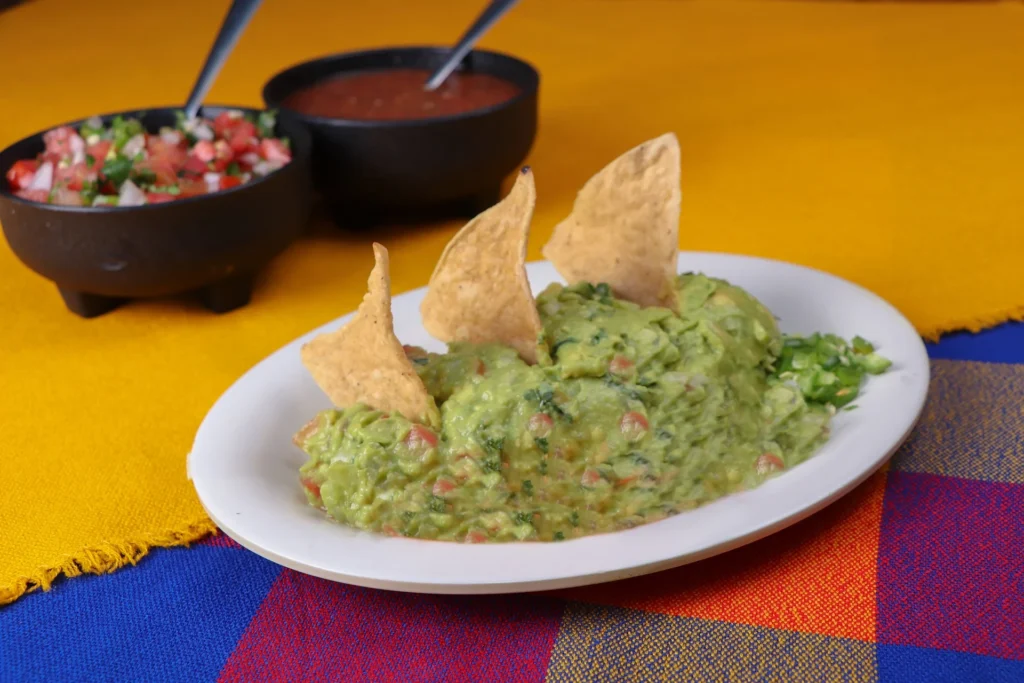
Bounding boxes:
4 109 291 207
283 68 521 121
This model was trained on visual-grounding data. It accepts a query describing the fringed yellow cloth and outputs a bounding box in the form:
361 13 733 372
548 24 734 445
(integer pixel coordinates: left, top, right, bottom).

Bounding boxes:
2 0 1022 603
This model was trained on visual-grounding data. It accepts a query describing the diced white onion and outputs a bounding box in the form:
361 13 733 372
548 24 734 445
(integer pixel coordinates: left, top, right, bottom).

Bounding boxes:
160 129 183 145
85 116 104 129
27 162 53 191
121 134 146 159
70 133 87 165
118 179 147 207
192 123 214 141
203 172 221 191
240 152 260 166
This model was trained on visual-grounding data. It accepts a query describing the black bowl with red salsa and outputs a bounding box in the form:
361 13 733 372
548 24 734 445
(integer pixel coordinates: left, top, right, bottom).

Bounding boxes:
263 46 538 228
0 105 311 317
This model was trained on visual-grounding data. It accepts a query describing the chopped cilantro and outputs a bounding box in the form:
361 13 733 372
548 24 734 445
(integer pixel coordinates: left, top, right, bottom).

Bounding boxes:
512 511 533 526
428 495 447 513
100 156 134 188
257 110 278 137
534 437 549 454
570 511 580 527
523 480 534 496
482 436 504 455
554 531 565 541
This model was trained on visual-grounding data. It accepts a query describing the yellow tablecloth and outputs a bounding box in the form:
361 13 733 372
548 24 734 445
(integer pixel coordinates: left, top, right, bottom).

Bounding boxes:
2 0 1023 603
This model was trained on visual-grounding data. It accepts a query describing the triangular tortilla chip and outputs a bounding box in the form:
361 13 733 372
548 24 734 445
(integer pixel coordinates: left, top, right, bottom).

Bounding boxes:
301 243 438 425
420 168 542 364
543 133 681 309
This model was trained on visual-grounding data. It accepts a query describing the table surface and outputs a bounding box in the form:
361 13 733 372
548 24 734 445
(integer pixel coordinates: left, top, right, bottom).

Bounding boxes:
2 0 1024 679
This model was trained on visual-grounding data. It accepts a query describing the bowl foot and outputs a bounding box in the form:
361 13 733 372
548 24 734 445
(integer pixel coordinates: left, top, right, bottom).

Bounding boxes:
199 271 254 313
58 288 126 318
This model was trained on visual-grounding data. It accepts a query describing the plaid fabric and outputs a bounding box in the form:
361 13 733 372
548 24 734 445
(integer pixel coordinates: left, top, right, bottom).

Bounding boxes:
2 324 1022 682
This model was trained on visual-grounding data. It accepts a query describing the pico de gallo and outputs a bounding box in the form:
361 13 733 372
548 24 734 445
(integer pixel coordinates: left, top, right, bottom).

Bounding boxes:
4 109 292 207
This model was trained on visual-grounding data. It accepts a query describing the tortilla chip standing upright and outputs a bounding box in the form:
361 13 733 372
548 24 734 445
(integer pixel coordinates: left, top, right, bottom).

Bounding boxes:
543 133 681 309
420 168 542 364
301 243 439 426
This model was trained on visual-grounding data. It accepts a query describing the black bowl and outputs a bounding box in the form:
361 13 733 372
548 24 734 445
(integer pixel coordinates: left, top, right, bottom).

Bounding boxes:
0 105 312 318
262 46 538 228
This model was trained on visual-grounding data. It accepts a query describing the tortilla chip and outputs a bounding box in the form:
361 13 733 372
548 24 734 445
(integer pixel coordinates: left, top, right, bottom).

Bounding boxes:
301 243 439 425
542 133 681 309
420 168 542 364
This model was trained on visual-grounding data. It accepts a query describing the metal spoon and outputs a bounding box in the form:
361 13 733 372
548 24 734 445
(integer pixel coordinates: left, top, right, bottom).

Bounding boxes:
424 0 521 91
183 0 265 119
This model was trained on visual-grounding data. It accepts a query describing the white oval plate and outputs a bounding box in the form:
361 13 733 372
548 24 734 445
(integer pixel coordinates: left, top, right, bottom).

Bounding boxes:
189 253 929 594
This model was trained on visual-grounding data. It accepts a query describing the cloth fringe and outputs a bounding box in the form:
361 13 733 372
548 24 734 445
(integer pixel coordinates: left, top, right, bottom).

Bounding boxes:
918 303 1024 342
0 517 217 605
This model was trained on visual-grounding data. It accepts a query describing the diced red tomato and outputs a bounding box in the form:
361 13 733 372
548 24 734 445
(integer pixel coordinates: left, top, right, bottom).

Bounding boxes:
54 163 95 192
755 453 786 475
609 355 635 377
619 411 649 442
146 192 177 204
465 530 488 543
527 412 554 438
192 140 215 162
581 468 603 488
15 188 49 202
180 155 209 177
42 126 78 157
299 475 321 498
146 138 186 168
212 110 244 137
404 424 438 451
137 159 177 187
432 478 457 497
208 157 231 173
219 175 243 190
260 138 291 163
225 120 257 153
5 159 38 190
86 141 112 169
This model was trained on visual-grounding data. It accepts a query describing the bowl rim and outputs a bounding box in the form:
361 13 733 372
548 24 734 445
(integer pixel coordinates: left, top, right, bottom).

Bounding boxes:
261 45 540 129
0 104 309 214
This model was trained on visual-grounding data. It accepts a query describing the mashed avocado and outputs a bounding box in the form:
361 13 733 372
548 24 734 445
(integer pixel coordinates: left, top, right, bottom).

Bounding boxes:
296 274 889 543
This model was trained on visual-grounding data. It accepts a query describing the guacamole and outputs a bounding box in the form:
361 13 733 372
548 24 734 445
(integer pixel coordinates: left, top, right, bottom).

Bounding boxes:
296 274 890 543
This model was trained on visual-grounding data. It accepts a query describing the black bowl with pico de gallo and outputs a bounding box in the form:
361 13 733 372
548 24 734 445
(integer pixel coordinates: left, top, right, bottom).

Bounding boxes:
0 106 311 317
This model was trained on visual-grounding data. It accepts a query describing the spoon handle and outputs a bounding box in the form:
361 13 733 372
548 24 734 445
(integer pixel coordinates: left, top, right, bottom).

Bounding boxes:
183 0 265 119
424 0 521 91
